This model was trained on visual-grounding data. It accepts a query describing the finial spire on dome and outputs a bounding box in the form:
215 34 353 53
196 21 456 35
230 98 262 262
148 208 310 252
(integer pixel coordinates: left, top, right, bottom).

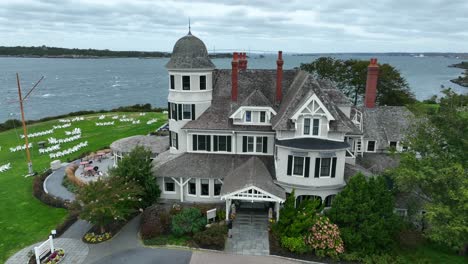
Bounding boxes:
188 17 191 35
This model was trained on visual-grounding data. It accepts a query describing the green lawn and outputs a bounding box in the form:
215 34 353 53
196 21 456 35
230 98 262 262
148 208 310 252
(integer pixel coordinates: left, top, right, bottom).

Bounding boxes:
0 112 167 262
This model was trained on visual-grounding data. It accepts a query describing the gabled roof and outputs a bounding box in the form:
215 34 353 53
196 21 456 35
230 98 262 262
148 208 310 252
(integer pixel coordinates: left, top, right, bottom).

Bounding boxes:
271 73 359 134
358 106 414 142
183 69 297 131
220 156 285 200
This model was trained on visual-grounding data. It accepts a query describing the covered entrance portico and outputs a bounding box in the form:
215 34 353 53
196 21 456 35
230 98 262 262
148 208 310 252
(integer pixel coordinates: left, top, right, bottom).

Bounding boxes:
219 156 286 221
221 186 284 221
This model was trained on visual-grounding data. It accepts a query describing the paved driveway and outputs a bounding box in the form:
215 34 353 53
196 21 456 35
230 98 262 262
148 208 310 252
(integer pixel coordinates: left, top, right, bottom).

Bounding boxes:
95 247 192 264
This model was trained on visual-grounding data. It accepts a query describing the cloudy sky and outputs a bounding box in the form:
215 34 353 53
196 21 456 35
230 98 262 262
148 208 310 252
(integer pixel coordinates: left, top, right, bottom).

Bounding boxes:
1 0 467 53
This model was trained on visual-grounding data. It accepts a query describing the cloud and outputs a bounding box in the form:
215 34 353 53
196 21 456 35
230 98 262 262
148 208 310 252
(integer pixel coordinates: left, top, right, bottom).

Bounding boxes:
0 0 466 52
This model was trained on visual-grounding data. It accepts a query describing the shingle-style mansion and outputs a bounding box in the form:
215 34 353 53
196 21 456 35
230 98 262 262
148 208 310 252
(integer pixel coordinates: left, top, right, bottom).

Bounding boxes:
152 31 413 220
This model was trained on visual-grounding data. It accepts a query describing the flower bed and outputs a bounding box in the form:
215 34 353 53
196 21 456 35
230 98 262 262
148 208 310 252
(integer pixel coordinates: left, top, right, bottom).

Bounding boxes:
83 232 112 244
28 248 65 264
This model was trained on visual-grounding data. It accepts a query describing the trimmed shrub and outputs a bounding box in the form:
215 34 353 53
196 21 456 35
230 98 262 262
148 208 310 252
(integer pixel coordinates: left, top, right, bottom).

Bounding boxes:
140 205 171 240
280 236 310 254
171 208 206 236
193 224 227 250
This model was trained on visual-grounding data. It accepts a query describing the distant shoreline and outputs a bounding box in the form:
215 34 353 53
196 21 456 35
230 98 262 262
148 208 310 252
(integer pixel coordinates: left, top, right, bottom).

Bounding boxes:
449 62 468 87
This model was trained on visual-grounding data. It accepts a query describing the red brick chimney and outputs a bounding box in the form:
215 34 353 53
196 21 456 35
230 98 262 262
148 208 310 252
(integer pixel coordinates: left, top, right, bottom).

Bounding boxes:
276 51 284 103
364 58 379 108
238 52 244 70
231 52 239 102
244 52 248 70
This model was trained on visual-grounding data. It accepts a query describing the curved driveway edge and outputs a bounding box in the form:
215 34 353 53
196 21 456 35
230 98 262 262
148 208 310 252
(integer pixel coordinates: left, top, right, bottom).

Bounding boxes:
45 163 76 201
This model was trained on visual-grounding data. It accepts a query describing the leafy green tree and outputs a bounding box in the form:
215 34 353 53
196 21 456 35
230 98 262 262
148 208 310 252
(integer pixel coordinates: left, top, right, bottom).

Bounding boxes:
171 208 207 236
77 176 143 233
327 173 401 256
391 89 468 253
109 146 160 207
301 57 415 106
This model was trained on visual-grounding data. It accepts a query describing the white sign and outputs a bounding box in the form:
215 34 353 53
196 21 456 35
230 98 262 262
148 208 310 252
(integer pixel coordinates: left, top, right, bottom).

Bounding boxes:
34 235 55 264
206 208 217 222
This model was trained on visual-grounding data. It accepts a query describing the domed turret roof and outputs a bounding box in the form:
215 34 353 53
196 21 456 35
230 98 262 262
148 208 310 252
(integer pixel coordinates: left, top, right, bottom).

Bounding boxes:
166 32 215 70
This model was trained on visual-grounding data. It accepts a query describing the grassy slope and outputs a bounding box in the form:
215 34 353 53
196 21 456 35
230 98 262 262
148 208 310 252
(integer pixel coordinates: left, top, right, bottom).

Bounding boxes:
0 112 167 262
398 243 467 264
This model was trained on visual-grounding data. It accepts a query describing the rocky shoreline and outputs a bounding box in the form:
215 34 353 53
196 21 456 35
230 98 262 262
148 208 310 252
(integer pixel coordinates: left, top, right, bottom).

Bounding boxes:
449 62 468 87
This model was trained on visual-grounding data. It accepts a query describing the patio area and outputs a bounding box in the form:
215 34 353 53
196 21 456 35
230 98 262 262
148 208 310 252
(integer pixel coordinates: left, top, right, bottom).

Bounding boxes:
75 152 114 183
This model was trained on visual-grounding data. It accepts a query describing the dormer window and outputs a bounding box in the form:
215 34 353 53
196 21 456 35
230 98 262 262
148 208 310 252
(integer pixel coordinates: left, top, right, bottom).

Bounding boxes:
304 118 320 136
260 111 266 123
182 76 190 90
245 111 252 122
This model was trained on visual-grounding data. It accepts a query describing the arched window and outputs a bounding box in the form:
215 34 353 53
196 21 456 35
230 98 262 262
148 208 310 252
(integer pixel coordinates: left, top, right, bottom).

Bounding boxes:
324 195 336 208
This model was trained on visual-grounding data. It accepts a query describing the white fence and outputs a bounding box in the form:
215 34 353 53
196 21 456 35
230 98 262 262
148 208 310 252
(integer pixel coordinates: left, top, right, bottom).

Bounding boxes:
34 235 54 264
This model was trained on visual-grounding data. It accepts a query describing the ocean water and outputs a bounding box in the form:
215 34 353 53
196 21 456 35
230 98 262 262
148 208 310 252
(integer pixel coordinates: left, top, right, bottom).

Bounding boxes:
0 55 465 122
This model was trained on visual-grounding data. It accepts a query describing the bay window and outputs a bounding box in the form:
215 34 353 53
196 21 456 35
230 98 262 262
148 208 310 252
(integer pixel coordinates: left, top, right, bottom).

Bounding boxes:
200 179 209 196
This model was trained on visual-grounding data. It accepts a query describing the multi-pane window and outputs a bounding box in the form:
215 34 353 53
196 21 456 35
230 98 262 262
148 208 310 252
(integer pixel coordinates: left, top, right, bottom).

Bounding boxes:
171 103 177 120
170 75 175 90
188 179 196 195
293 156 305 175
256 137 263 153
214 179 222 196
247 136 254 152
367 141 376 152
200 75 206 90
164 177 175 192
312 119 320 135
182 76 190 90
320 158 331 177
214 135 231 152
200 179 209 196
389 141 398 148
193 135 211 151
304 118 311 135
182 104 191 120
245 111 252 122
170 131 177 148
260 111 266 123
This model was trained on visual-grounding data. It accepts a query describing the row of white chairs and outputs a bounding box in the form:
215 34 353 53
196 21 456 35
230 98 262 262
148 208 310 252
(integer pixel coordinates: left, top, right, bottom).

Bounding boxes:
53 123 71 129
98 115 106 120
0 163 11 173
20 129 54 139
139 113 146 116
10 143 33 152
132 120 141 124
39 144 61 154
49 141 88 159
119 118 134 122
147 118 158 125
65 128 81 136
48 134 81 144
58 117 84 123
96 122 114 126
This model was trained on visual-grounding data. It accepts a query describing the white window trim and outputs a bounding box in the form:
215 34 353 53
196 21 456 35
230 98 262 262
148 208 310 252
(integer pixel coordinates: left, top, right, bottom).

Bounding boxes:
245 110 252 122
182 75 191 90
182 104 192 120
260 111 267 123
291 94 335 121
194 135 210 152
319 157 333 178
213 179 223 197
187 179 197 197
200 179 210 197
244 135 267 154
214 135 231 153
292 156 306 177
163 177 176 194
302 116 321 137
366 140 376 152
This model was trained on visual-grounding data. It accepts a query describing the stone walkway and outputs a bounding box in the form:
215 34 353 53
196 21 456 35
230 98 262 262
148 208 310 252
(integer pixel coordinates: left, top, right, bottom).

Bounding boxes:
75 154 114 184
5 238 89 264
224 210 270 256
44 162 76 201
